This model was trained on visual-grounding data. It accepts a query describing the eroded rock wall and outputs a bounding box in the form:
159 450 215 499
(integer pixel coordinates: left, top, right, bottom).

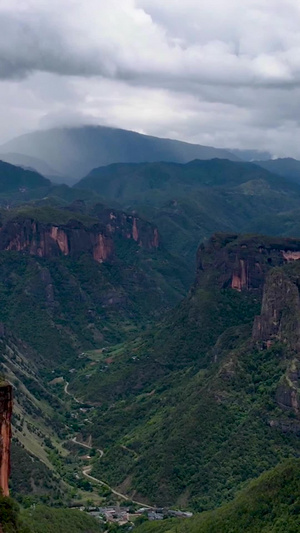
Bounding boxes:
0 219 114 263
252 269 300 347
91 206 160 250
0 382 12 497
195 233 300 293
0 209 160 264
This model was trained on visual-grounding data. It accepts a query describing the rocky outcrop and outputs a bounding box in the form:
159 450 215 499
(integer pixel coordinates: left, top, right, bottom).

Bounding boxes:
195 233 300 292
276 373 300 415
90 205 160 250
0 218 114 263
251 266 300 418
0 382 12 497
0 206 160 265
252 269 300 348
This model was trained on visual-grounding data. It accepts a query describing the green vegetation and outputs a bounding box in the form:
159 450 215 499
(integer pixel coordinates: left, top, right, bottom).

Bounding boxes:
255 157 300 184
68 236 300 509
87 337 299 510
21 505 104 533
10 442 64 505
2 157 300 522
0 243 185 368
0 159 107 209
134 459 300 533
76 159 300 264
1 205 98 227
0 494 29 533
0 161 50 193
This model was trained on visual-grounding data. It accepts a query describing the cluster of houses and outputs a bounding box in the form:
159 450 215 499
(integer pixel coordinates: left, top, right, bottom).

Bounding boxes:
141 508 193 521
90 506 129 524
81 505 193 525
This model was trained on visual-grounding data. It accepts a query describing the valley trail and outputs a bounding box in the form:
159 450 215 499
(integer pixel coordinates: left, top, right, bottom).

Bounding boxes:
64 381 81 404
66 378 151 507
72 437 151 508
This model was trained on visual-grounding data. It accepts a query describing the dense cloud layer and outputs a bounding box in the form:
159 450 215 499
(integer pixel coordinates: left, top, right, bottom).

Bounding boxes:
1 0 300 156
1 0 300 86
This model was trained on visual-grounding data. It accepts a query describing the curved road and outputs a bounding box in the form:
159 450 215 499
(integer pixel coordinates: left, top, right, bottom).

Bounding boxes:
72 436 151 508
64 381 81 404
65 378 151 509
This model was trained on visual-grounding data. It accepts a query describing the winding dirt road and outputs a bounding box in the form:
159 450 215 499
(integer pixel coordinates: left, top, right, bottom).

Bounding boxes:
64 381 81 404
65 378 150 508
72 436 151 508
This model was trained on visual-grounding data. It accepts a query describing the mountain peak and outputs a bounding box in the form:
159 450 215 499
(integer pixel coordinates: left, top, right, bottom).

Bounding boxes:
0 125 239 180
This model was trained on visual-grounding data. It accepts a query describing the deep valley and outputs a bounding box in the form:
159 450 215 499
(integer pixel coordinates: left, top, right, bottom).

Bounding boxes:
0 150 299 532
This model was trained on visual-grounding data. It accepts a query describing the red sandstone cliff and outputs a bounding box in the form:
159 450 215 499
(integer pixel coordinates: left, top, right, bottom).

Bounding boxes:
0 218 114 263
0 382 12 497
0 209 160 264
90 205 160 250
195 233 300 293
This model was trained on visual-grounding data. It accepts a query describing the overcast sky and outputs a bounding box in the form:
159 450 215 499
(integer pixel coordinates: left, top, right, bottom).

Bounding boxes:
1 0 300 156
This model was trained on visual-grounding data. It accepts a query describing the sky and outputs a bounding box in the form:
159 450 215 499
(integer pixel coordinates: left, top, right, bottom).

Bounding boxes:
1 0 300 156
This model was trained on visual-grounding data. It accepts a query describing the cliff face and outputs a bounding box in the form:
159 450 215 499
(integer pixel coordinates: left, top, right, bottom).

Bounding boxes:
252 269 300 347
0 218 114 263
251 267 300 419
0 208 160 264
196 233 300 292
91 205 160 250
194 234 300 422
0 382 12 497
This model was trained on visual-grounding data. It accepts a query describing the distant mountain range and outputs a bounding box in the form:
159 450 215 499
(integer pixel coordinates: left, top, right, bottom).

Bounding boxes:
4 156 300 274
254 157 300 184
0 125 239 181
228 148 273 161
76 158 300 265
3 125 300 191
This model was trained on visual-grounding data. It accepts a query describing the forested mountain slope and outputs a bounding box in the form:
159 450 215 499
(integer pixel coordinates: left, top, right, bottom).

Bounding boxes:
135 459 300 533
0 205 187 366
69 234 300 510
76 159 300 263
0 203 186 503
2 158 300 518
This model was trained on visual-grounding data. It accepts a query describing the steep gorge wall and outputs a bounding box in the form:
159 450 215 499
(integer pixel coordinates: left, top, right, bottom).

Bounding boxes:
251 267 300 420
93 207 160 250
196 233 300 292
0 210 160 264
0 218 114 263
252 269 300 347
0 382 12 497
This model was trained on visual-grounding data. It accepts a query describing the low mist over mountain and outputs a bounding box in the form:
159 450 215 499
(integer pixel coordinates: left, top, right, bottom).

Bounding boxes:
0 153 61 180
0 160 51 193
255 157 300 184
227 148 273 161
0 125 239 181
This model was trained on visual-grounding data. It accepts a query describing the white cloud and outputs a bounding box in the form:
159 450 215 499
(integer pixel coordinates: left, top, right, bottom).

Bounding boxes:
1 0 300 86
1 1 300 156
